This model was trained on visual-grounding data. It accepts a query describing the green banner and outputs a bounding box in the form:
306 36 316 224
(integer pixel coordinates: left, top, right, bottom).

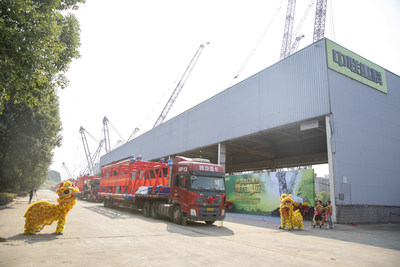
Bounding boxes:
326 39 387 94
225 170 315 215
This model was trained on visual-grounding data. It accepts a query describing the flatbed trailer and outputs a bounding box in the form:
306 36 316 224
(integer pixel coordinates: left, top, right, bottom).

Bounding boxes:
98 156 226 225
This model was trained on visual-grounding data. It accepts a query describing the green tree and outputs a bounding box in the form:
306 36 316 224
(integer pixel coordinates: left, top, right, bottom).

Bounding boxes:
47 170 61 183
316 191 330 202
0 0 85 110
0 91 62 191
0 0 85 192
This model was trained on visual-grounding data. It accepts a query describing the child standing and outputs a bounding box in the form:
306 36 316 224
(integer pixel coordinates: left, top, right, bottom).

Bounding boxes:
326 201 334 229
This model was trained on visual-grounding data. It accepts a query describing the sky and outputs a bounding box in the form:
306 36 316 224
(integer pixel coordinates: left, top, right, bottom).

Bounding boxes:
52 0 400 180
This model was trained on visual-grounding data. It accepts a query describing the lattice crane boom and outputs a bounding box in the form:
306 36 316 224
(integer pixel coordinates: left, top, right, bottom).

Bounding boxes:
313 0 327 42
79 126 95 175
153 42 209 128
289 34 305 55
102 116 126 152
127 127 139 142
102 116 111 153
280 0 297 60
62 162 73 180
84 139 104 175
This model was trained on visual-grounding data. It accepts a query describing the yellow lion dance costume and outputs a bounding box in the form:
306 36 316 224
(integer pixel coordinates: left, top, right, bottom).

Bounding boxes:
24 181 79 235
279 194 303 230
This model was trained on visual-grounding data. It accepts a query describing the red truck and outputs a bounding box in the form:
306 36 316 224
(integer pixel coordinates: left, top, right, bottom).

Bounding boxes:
98 155 226 225
76 175 100 201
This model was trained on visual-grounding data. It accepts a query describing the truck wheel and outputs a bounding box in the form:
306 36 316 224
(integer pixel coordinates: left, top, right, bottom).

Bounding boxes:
205 220 216 225
172 206 182 225
150 202 159 219
143 201 151 217
107 199 113 208
105 198 111 208
182 216 188 226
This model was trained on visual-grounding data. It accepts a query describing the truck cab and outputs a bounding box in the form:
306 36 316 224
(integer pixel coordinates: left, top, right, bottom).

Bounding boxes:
169 156 226 225
76 175 100 201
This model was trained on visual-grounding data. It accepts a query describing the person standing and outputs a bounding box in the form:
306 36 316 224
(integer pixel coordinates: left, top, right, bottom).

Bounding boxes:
326 201 334 229
320 202 327 227
313 201 323 228
29 189 33 204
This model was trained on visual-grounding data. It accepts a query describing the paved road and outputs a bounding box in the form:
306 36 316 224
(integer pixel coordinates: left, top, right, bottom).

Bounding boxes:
0 190 399 266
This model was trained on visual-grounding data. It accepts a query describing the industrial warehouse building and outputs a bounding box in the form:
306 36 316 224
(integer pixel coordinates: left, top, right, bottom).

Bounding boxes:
100 38 400 223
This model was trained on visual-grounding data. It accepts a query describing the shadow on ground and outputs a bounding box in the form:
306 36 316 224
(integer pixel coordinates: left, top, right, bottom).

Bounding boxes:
166 220 235 237
83 205 132 220
6 233 59 244
225 212 400 251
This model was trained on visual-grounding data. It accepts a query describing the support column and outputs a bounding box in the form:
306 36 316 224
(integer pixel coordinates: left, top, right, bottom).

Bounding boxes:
218 143 226 173
325 114 336 222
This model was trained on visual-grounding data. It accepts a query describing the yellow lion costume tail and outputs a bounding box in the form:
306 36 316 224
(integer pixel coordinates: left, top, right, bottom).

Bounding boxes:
292 209 304 230
24 181 79 235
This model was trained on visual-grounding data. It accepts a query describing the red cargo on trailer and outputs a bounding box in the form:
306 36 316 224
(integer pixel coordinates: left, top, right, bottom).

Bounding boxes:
98 155 226 225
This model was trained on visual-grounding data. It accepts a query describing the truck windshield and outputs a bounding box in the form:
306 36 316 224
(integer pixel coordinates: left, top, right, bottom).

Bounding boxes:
93 183 100 190
190 175 225 191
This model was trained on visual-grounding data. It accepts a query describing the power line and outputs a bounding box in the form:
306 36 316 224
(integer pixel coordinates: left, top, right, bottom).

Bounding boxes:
230 0 285 85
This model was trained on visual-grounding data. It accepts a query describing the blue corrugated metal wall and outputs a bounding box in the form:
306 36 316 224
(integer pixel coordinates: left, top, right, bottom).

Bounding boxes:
101 39 331 166
329 69 400 206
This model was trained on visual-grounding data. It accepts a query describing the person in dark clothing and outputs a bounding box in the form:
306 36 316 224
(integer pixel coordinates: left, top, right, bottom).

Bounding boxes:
29 189 34 204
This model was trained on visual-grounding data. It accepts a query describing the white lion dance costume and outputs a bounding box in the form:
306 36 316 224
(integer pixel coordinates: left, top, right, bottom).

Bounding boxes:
24 181 79 235
279 194 304 230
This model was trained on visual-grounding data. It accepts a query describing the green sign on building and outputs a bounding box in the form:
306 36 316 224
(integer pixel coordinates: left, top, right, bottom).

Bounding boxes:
326 39 387 94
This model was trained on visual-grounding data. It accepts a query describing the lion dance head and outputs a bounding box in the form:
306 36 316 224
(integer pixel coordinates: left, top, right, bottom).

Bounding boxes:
57 181 78 201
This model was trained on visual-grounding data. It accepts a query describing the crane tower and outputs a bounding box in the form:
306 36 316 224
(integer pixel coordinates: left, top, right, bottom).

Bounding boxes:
103 116 111 153
79 126 94 175
62 162 73 180
279 0 296 60
313 0 327 42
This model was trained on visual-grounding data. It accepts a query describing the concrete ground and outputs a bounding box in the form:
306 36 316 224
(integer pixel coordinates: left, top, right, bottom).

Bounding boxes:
1 190 399 266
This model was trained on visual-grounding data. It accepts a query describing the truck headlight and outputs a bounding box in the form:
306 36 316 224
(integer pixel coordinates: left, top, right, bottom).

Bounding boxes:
190 209 197 216
221 209 225 216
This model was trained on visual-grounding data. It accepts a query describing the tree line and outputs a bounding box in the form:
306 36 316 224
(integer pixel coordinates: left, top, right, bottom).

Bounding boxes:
0 0 86 192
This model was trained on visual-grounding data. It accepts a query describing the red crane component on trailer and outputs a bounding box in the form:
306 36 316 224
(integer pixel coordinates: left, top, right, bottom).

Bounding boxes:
76 175 100 201
99 157 169 197
98 155 226 225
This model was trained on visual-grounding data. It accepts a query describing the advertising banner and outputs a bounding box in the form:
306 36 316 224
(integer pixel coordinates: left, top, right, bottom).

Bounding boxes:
225 170 315 215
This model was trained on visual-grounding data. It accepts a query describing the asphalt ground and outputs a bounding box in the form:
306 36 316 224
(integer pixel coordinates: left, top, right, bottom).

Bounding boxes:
1 190 399 266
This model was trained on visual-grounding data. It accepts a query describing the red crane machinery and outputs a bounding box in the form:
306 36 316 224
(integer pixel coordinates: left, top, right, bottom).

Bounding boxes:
98 156 226 225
